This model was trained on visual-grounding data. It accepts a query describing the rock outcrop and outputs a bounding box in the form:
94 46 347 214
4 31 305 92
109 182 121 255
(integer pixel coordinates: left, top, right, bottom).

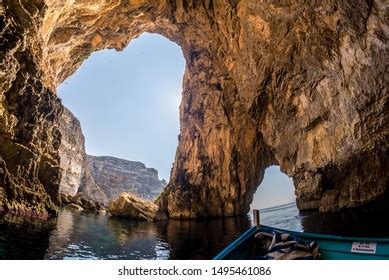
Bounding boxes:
61 192 106 213
87 155 166 202
1 0 388 219
109 192 158 221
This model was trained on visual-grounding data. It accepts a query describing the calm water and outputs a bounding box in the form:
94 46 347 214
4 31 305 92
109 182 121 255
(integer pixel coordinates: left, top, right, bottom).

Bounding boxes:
1 201 389 260
0 208 250 260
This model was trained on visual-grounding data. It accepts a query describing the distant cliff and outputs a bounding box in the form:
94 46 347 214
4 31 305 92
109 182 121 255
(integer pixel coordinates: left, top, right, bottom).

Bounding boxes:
87 155 166 202
58 107 166 205
58 107 85 196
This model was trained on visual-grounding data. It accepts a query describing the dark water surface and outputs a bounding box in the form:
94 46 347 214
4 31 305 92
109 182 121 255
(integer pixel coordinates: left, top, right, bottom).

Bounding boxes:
0 208 250 260
1 201 389 260
260 201 389 237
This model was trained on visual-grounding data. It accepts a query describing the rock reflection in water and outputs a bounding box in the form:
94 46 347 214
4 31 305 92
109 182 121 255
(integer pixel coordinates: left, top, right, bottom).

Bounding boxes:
0 213 56 259
106 215 251 259
45 209 109 259
3 202 388 259
260 201 389 238
42 208 249 259
300 197 389 237
106 217 169 259
160 217 251 259
45 209 166 259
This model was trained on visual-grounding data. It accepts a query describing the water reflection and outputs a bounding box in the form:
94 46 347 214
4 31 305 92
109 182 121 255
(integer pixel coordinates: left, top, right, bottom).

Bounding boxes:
42 208 249 260
3 200 388 260
300 198 389 237
0 213 55 260
106 217 169 259
162 217 251 259
44 209 164 259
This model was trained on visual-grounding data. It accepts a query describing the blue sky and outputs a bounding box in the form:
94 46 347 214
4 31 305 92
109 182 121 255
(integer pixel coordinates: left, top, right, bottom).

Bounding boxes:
58 33 295 208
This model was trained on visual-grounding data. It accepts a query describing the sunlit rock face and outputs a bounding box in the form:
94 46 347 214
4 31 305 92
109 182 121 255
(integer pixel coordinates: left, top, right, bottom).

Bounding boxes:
58 107 108 204
0 0 388 218
109 192 159 221
87 155 166 202
58 107 85 197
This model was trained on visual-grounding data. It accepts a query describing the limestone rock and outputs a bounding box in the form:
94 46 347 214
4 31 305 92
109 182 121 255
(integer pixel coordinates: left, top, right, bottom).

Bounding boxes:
0 1 62 217
58 107 85 196
78 161 109 206
0 0 388 218
87 155 167 202
66 203 83 211
109 193 158 221
57 106 108 205
60 192 105 213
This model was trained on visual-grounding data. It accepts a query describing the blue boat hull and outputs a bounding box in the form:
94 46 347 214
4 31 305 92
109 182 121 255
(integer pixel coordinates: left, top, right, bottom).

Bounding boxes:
214 225 389 260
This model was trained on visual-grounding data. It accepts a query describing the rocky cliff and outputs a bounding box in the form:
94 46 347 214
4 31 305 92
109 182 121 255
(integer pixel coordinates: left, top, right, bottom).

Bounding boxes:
87 155 166 202
57 107 108 205
58 107 85 197
1 0 388 219
77 162 109 206
57 107 164 205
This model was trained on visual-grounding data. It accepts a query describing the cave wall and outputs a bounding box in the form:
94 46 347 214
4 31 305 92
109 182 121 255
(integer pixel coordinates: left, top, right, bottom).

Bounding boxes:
1 0 388 218
0 0 63 217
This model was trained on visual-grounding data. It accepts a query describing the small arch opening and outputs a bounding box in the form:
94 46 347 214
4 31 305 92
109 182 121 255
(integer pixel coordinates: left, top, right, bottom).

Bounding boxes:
251 166 295 210
250 166 301 230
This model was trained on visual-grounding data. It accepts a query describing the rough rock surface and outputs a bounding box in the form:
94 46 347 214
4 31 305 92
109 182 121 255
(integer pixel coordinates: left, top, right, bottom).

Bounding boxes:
77 164 109 205
66 203 83 211
57 107 108 204
1 0 388 218
0 1 63 217
58 107 85 196
109 192 158 221
61 192 106 213
87 155 167 202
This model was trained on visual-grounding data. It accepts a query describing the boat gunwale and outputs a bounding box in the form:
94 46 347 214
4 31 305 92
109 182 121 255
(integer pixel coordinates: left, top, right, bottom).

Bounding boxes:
259 225 389 243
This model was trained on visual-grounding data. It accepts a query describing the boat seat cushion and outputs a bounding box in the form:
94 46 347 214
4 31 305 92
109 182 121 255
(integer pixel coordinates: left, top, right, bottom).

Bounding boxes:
252 231 320 260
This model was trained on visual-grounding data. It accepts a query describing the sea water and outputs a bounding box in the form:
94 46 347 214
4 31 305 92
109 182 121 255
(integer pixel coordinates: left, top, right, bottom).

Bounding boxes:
1 202 388 259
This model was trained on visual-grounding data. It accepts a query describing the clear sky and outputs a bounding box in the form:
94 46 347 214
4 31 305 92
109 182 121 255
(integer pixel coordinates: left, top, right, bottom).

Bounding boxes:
251 166 295 209
58 32 295 208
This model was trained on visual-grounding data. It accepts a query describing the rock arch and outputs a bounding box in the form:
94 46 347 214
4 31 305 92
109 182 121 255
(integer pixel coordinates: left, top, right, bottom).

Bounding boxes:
1 0 388 218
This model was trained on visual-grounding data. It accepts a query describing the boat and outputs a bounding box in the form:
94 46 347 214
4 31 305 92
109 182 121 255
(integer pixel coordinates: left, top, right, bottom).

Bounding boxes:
214 210 389 260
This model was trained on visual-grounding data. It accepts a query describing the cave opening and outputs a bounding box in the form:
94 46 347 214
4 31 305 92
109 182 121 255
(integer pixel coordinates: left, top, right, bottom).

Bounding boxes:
56 33 185 205
250 166 295 211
